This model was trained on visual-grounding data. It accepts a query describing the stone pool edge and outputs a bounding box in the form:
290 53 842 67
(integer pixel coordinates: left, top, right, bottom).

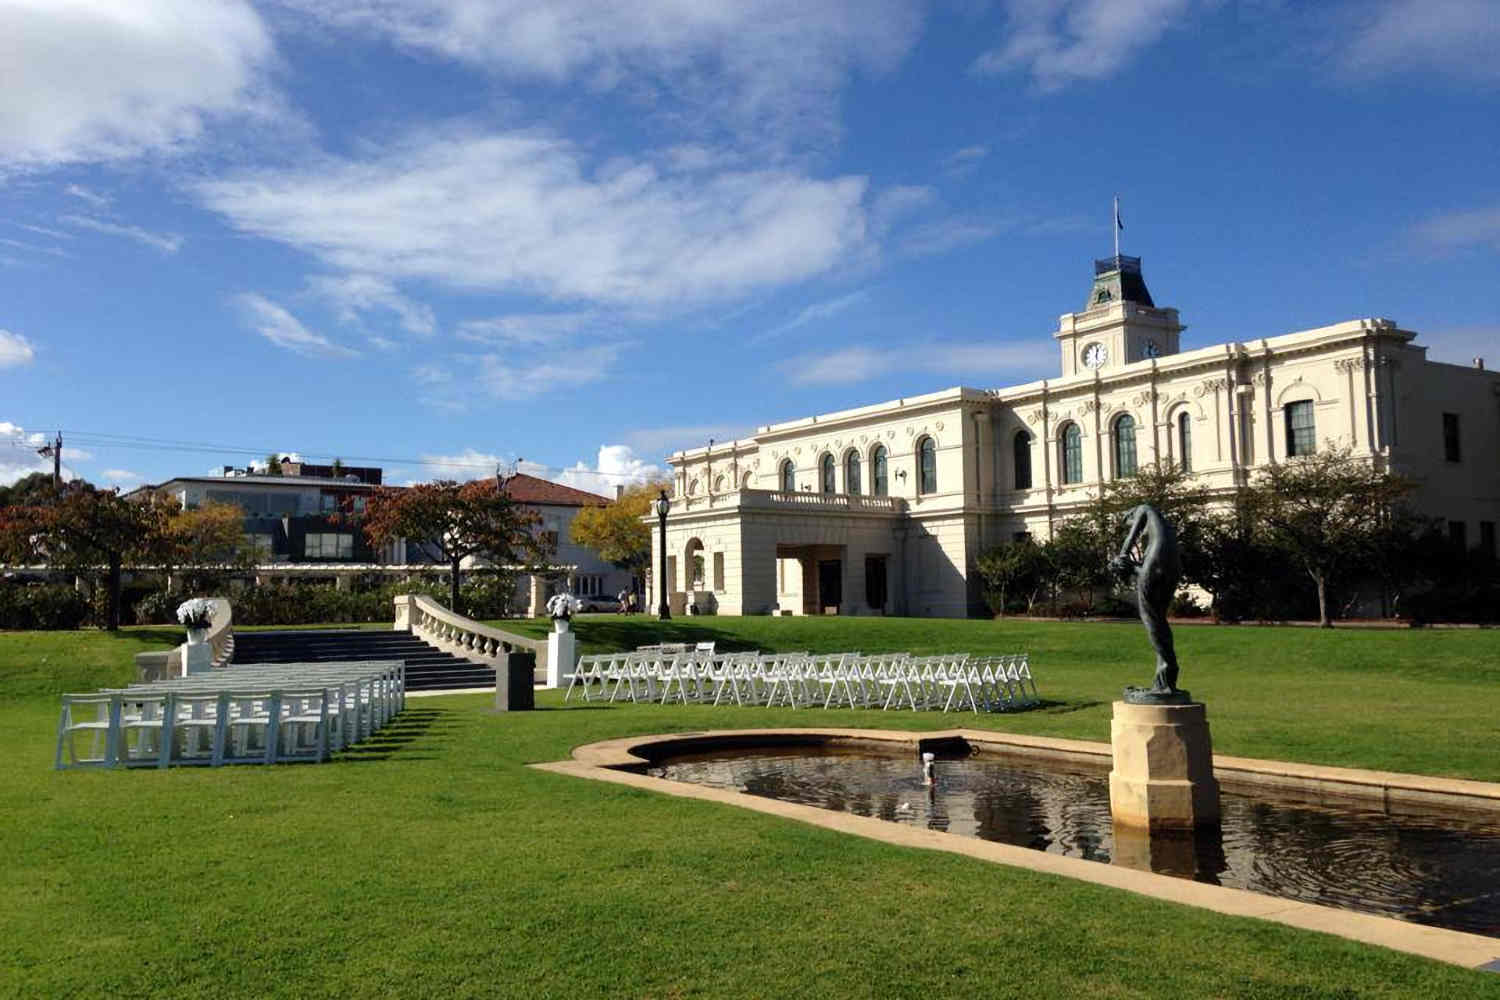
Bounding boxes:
530 727 1500 973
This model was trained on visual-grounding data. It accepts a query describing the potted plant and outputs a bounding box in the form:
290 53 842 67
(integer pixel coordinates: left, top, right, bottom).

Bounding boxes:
176 598 215 645
545 592 581 632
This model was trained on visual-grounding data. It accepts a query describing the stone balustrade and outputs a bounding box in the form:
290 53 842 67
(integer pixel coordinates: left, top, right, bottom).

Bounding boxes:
395 593 548 672
672 489 906 515
134 596 234 681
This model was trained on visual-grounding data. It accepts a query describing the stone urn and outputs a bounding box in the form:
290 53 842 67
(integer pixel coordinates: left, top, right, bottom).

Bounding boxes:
185 627 209 646
551 615 571 634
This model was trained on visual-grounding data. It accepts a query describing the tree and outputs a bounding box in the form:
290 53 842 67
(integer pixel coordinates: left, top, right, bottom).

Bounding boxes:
0 483 176 630
164 501 252 592
265 453 283 476
1244 446 1416 627
568 480 672 582
363 477 546 611
0 471 58 509
330 457 345 478
976 537 1050 616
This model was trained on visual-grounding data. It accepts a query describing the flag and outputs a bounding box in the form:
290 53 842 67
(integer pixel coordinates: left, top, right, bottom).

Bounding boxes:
1115 200 1124 232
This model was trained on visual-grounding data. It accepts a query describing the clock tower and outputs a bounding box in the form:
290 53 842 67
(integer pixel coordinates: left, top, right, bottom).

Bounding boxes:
1054 255 1184 377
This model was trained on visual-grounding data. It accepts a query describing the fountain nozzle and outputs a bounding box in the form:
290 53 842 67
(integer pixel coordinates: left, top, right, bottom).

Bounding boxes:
922 752 936 785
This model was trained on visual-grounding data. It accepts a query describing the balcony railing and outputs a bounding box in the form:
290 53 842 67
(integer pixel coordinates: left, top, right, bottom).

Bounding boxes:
1094 254 1142 275
671 489 906 515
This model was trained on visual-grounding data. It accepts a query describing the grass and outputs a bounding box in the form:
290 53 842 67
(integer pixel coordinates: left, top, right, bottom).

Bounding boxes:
1 619 1498 998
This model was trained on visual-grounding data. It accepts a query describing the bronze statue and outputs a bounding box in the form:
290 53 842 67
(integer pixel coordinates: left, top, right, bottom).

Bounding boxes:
1109 503 1188 703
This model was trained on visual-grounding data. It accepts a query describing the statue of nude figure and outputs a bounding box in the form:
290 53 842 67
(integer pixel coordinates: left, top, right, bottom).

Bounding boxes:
1109 503 1183 698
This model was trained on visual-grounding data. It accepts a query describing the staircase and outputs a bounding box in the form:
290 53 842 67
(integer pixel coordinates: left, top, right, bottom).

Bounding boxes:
232 629 496 691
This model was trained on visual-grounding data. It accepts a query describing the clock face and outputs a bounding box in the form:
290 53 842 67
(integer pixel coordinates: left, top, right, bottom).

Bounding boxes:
1082 342 1108 369
1144 340 1160 358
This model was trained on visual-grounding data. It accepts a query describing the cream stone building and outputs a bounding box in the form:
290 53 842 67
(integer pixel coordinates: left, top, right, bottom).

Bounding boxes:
654 255 1500 618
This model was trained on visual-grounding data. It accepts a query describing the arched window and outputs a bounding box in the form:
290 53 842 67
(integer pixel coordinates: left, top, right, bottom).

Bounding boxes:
1060 424 1083 485
1013 430 1032 490
845 451 862 495
1285 400 1316 456
917 436 937 495
1177 411 1192 472
712 475 724 493
780 459 795 493
1113 414 1137 478
872 445 888 496
687 477 700 496
820 453 835 494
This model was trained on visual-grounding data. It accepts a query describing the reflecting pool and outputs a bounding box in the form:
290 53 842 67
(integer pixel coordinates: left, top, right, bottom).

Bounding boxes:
648 747 1500 936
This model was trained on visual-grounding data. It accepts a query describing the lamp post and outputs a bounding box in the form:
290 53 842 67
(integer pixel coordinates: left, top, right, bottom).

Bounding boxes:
655 489 672 620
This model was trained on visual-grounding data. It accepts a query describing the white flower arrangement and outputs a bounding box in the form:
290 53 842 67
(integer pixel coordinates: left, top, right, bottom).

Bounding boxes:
545 593 581 619
176 598 215 631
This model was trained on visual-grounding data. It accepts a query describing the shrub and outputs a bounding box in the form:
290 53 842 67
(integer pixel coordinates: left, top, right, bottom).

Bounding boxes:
0 584 91 630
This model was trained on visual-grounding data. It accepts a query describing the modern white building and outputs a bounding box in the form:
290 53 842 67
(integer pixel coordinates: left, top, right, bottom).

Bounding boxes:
654 255 1500 618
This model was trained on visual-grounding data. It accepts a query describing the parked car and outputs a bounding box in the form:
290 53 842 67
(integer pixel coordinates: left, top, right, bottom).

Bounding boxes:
572 593 620 613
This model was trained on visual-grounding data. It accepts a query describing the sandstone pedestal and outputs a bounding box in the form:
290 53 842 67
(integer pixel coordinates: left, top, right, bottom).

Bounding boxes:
545 624 576 690
180 641 213 676
1109 700 1220 830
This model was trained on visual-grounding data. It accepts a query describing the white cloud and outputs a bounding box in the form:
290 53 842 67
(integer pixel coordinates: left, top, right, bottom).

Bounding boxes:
973 0 1195 92
277 0 923 150
415 447 508 483
101 468 142 486
555 445 666 496
941 144 990 175
782 339 1055 385
64 184 110 209
1339 0 1500 84
457 312 599 346
198 129 874 309
754 289 869 343
1414 202 1500 251
60 214 183 254
0 420 80 486
235 293 361 359
476 342 628 401
308 273 436 336
0 0 274 169
0 330 37 368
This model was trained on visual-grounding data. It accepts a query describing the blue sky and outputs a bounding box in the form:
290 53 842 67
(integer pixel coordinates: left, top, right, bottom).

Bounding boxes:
2 0 1497 495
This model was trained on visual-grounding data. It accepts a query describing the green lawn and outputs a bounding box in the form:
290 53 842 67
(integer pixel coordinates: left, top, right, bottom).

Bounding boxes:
2 620 1498 998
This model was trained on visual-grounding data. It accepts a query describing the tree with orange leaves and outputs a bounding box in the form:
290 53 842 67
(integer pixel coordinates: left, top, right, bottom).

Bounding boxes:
363 476 547 611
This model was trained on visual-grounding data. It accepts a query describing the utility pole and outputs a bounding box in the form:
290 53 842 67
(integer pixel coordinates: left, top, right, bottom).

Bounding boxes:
36 431 61 490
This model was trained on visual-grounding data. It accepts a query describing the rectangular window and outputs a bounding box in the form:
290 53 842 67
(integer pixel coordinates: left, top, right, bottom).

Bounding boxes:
1285 400 1316 457
245 533 274 559
320 493 338 513
712 552 725 592
1443 413 1462 462
1482 521 1496 558
305 533 353 559
1448 520 1468 550
541 530 559 550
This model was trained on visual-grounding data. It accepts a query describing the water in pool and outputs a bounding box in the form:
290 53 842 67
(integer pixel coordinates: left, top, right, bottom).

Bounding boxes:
647 746 1500 937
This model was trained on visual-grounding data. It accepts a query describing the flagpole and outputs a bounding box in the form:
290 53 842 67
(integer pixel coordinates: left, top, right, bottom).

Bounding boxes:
1113 195 1120 261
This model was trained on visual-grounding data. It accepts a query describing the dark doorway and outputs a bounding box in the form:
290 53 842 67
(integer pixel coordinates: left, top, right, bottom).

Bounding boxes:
865 556 888 612
818 559 843 613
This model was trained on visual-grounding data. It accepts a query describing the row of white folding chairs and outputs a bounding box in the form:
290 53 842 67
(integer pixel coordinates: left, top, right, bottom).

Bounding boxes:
565 650 1038 712
56 662 404 769
111 661 404 749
